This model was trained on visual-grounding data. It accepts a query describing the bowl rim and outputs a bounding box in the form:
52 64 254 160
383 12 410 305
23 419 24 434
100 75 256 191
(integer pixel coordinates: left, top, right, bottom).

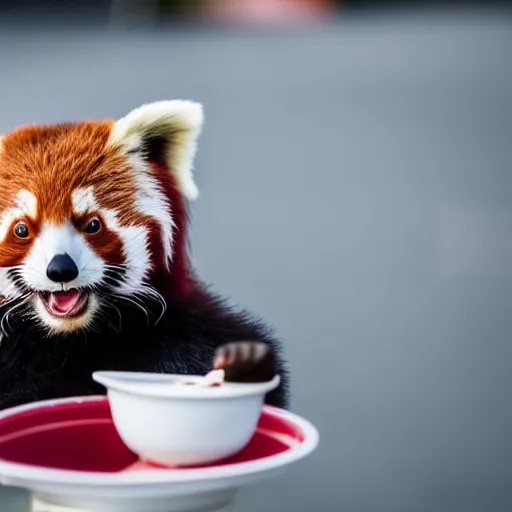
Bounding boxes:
92 371 281 399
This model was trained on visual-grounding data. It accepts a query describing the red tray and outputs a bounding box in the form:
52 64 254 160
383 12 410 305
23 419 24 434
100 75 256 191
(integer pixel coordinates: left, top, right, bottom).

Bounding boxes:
0 397 305 473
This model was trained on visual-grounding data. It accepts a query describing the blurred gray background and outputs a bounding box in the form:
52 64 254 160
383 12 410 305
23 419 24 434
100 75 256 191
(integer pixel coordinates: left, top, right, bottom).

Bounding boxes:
1 5 512 512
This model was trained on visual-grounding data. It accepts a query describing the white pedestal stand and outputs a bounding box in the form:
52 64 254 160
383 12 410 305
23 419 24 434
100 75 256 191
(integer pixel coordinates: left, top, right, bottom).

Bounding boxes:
31 490 237 512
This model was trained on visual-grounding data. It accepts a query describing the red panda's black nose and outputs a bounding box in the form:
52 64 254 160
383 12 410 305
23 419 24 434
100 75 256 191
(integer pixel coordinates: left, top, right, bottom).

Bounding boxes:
46 254 79 283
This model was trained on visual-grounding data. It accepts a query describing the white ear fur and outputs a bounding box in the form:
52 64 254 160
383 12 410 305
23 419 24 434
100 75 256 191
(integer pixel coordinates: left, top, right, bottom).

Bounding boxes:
108 100 204 201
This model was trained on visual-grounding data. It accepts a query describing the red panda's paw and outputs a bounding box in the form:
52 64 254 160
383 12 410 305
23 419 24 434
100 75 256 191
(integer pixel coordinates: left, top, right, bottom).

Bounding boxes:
213 341 276 383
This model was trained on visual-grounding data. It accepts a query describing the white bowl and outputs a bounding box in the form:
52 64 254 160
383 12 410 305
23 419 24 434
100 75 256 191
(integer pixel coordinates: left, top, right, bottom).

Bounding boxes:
92 371 281 468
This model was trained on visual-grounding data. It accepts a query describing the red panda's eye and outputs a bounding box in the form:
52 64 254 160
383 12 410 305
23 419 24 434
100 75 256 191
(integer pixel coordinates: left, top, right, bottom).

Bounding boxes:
84 218 101 234
14 221 29 239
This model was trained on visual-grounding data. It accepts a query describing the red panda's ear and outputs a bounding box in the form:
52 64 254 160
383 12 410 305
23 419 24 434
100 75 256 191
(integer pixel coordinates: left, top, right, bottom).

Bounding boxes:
107 100 204 201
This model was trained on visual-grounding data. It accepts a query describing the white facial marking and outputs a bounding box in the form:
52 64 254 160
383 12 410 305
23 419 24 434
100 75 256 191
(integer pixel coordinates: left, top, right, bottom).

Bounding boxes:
0 190 38 300
71 187 98 215
34 293 100 335
100 208 150 292
72 187 150 293
18 221 105 333
22 223 104 293
0 190 37 242
0 268 22 299
125 154 175 269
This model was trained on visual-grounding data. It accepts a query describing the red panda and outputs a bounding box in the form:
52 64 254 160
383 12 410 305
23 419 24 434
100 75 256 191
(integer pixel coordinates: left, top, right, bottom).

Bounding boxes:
0 100 288 410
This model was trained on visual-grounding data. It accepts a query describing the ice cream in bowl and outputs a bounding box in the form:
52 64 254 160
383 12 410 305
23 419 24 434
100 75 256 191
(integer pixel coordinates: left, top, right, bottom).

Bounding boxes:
92 369 281 467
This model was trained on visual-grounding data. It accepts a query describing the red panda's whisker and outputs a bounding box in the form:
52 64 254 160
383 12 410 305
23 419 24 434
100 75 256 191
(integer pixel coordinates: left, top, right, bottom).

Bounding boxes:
0 294 31 337
96 308 121 334
8 264 45 279
0 292 31 309
129 286 167 324
106 303 123 332
95 296 122 333
0 270 33 299
110 294 151 325
135 285 166 309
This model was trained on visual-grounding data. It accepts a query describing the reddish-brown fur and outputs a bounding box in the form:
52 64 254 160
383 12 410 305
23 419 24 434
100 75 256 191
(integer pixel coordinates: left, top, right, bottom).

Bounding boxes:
0 122 189 297
0 216 40 266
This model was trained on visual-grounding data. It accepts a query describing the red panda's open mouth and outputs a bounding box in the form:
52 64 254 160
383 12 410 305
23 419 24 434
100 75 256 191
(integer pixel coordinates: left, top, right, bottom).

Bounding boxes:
39 290 90 318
